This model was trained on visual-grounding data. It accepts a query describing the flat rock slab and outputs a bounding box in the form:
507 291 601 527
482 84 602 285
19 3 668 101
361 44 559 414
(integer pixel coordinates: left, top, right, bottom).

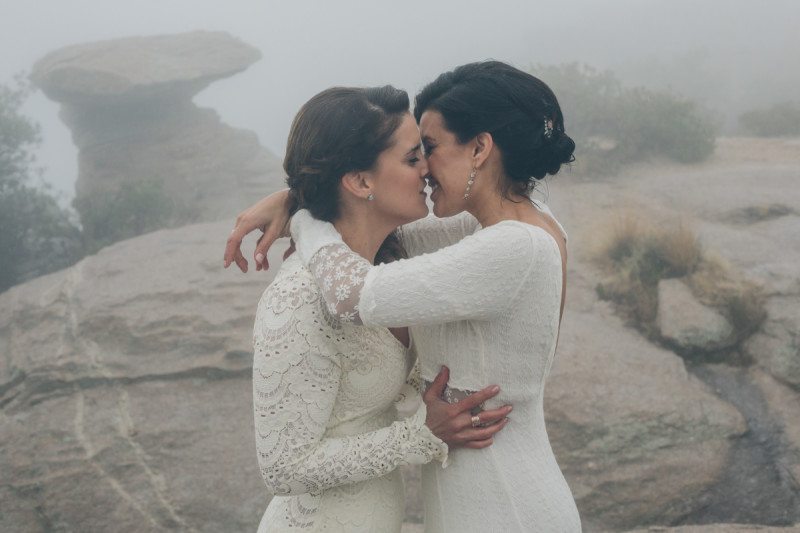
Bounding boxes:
31 31 261 105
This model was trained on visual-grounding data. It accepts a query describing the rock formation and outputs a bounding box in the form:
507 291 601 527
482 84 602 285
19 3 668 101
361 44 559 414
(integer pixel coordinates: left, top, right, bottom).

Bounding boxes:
0 217 750 532
30 31 285 224
656 278 735 352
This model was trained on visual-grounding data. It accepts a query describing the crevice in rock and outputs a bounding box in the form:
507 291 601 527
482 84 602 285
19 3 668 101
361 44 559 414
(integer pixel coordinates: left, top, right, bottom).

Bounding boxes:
1 365 250 411
674 364 800 526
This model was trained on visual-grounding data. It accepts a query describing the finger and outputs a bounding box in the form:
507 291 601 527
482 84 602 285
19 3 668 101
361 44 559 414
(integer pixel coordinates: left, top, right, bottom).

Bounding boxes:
423 366 449 402
254 227 281 272
459 418 509 442
224 227 246 268
461 437 494 450
233 248 248 273
453 384 500 414
283 242 296 260
469 405 513 427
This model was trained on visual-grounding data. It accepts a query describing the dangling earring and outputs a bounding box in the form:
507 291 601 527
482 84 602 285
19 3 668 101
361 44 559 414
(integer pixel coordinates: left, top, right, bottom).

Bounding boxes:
464 168 477 199
367 193 375 201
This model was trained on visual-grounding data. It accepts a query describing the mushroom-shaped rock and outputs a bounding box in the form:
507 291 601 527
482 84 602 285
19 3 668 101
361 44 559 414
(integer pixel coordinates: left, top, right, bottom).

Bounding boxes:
30 32 283 225
31 31 261 106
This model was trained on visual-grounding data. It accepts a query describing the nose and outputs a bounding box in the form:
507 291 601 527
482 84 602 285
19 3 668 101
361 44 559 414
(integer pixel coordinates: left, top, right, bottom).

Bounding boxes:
418 157 429 179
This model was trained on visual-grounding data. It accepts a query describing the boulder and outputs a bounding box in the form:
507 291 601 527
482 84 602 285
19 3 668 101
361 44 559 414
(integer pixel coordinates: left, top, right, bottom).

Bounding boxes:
744 296 800 390
545 267 746 531
0 221 283 532
0 219 750 532
656 278 735 352
30 31 285 224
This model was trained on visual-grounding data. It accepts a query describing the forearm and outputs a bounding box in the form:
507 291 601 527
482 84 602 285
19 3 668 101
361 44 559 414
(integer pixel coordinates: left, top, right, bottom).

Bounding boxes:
258 402 447 496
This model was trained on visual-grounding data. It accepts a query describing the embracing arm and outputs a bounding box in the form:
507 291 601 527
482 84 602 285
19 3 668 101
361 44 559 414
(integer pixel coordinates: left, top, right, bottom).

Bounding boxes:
397 211 480 257
253 299 447 496
290 209 538 328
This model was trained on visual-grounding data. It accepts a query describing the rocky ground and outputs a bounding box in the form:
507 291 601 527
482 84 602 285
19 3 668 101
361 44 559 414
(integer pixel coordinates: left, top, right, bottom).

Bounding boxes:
1 131 797 532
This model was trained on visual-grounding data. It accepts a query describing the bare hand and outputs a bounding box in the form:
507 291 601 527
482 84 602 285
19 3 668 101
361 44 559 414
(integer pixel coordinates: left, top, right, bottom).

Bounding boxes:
423 366 512 450
223 190 292 273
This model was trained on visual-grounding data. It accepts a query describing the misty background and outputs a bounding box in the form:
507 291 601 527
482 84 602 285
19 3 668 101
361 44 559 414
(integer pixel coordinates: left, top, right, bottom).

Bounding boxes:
3 2 800 530
2 0 799 204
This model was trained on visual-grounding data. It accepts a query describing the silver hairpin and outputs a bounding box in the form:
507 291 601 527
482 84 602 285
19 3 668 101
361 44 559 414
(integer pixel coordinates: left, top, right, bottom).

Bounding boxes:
543 118 554 139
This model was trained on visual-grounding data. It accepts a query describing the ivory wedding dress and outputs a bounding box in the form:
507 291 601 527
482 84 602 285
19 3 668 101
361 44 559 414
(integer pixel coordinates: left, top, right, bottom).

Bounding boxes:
252 254 448 532
290 199 582 533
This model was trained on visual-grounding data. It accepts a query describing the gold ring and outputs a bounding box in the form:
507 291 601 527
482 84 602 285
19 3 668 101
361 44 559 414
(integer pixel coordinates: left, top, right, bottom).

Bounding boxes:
470 415 481 428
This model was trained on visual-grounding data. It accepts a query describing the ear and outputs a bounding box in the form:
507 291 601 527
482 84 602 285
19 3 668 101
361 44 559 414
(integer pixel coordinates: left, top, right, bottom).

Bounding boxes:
340 170 374 200
472 132 494 168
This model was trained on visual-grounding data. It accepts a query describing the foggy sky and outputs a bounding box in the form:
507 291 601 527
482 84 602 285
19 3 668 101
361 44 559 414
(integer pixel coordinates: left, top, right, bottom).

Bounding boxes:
1 0 798 203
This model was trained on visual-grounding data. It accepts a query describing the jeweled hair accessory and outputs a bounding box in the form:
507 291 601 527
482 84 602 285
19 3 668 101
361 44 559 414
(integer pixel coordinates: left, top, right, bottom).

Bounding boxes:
543 118 554 139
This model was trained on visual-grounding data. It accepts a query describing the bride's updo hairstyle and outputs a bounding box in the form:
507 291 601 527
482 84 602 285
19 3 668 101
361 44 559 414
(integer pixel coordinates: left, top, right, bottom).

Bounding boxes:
414 61 575 197
284 86 410 222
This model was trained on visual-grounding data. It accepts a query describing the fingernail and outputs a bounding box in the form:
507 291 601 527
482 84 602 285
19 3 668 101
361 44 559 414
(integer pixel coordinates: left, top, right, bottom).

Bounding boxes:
491 385 500 393
256 253 264 264
505 405 513 412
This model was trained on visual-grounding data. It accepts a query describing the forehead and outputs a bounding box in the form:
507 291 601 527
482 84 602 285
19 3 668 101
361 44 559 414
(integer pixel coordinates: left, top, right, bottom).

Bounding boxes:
419 110 446 138
392 113 420 144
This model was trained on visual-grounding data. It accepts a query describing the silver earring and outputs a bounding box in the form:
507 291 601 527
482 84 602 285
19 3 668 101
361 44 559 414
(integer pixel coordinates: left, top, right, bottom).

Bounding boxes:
367 193 375 201
464 168 477 199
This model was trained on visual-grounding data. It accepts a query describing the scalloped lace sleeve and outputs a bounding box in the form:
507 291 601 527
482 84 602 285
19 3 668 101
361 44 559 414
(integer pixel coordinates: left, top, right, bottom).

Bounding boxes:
290 209 540 328
252 278 447 497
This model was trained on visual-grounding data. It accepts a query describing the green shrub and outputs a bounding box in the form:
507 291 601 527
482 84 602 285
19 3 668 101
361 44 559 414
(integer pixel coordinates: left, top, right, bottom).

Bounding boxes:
0 77 84 293
531 63 717 174
73 179 181 253
739 101 800 137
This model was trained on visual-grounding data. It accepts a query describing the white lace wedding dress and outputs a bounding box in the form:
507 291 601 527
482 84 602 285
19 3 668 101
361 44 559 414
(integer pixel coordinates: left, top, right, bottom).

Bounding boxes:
252 254 448 532
290 199 582 533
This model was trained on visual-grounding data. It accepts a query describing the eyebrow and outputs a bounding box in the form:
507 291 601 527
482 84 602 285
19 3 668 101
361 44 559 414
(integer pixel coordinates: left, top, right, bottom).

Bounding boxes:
405 143 421 155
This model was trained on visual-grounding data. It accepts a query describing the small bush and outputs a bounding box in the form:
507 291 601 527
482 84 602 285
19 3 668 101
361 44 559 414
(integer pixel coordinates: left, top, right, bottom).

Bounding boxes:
73 179 184 253
739 102 800 137
531 63 717 174
0 76 84 293
686 255 766 338
594 215 764 345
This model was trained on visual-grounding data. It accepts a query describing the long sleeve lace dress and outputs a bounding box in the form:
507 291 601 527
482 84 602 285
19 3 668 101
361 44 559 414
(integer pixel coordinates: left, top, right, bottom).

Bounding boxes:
252 254 448 532
289 199 582 533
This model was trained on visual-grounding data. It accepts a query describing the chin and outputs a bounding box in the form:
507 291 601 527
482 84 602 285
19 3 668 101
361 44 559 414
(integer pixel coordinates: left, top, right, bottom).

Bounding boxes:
432 199 456 218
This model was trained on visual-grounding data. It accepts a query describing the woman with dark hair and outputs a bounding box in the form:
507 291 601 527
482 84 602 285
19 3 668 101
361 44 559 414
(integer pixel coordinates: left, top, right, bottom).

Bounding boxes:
249 85 510 532
230 60 582 531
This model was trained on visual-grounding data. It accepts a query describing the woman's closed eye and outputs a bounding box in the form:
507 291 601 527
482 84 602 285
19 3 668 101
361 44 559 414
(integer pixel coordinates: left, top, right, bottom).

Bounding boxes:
423 143 436 158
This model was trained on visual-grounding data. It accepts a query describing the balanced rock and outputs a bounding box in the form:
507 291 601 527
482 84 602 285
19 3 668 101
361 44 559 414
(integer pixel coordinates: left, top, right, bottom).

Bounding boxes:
31 30 261 105
30 31 285 224
656 278 735 352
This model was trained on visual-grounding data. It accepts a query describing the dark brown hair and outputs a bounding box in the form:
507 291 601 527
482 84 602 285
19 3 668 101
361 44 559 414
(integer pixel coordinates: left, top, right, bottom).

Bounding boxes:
284 86 410 262
415 61 575 197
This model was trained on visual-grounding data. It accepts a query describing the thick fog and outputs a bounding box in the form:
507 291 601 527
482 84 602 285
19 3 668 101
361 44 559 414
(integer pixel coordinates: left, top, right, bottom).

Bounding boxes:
2 0 798 202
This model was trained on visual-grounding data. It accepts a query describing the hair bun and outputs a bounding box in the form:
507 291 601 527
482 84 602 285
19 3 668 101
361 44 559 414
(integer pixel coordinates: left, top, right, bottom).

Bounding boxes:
530 129 575 178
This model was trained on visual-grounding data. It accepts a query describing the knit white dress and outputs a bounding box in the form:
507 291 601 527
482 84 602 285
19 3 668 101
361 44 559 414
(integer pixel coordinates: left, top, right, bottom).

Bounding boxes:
290 200 582 533
252 254 448 532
